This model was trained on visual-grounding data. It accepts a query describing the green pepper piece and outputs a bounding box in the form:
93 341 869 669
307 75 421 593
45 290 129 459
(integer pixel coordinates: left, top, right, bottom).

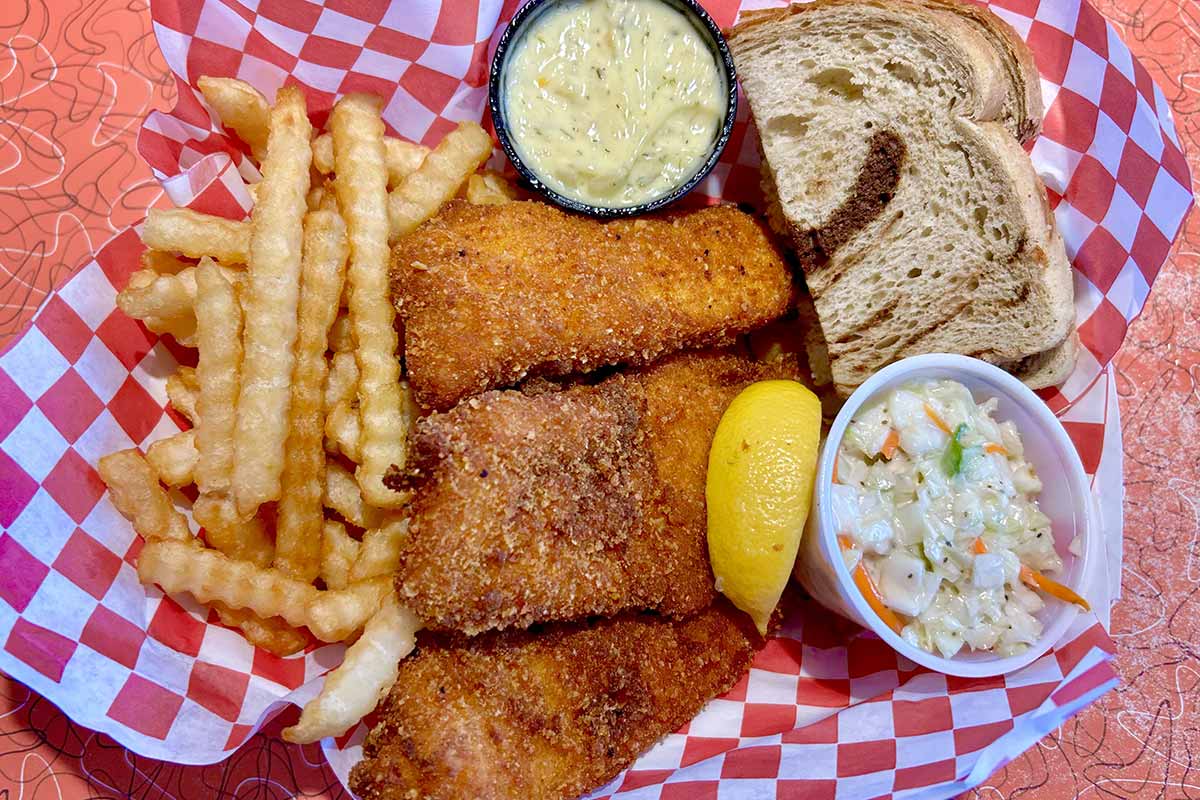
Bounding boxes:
941 423 967 476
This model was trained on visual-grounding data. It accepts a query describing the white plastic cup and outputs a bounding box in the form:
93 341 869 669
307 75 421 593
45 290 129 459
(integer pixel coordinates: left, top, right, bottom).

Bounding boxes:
792 354 1095 677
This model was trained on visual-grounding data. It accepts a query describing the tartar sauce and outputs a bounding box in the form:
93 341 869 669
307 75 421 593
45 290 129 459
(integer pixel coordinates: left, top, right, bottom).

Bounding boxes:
503 0 726 208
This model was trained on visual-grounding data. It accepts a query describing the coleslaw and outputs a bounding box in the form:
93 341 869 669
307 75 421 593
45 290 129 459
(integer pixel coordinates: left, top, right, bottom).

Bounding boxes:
833 378 1085 658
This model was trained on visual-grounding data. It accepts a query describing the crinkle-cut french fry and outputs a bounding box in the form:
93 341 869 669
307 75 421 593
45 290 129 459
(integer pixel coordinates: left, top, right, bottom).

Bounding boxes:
139 541 391 642
177 365 199 389
194 261 243 495
282 593 420 743
276 209 349 582
140 249 190 274
311 132 335 174
328 314 353 352
117 264 244 348
192 494 274 568
99 449 193 543
350 379 417 496
138 539 317 628
324 461 384 530
466 171 518 205
145 430 198 487
320 187 340 214
324 351 358 412
198 76 271 161
324 399 361 463
383 138 431 185
330 94 409 508
321 520 360 591
142 208 251 265
213 603 308 657
232 85 313 516
306 184 326 212
306 576 391 642
166 367 199 425
312 132 429 187
130 266 195 307
349 516 408 582
182 263 244 287
117 269 197 346
387 121 492 241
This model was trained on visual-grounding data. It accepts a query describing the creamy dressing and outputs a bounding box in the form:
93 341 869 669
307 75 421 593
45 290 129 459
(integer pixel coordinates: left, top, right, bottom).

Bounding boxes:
503 0 725 207
835 379 1064 658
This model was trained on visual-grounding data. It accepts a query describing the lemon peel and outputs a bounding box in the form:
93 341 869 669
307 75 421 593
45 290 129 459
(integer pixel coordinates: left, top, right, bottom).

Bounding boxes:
706 380 822 635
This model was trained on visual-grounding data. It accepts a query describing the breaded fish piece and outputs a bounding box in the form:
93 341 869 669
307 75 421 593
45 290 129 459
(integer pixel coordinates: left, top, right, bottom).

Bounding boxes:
392 351 796 634
349 601 762 800
392 201 793 411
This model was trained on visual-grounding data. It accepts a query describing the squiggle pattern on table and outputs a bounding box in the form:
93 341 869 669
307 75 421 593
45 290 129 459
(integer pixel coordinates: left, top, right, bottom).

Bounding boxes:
1 679 347 798
0 0 1197 797
0 0 171 338
964 0 1200 794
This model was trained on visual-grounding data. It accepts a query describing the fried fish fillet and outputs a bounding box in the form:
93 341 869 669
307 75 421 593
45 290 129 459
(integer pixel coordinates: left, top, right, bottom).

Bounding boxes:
391 200 793 411
392 351 797 634
349 601 762 800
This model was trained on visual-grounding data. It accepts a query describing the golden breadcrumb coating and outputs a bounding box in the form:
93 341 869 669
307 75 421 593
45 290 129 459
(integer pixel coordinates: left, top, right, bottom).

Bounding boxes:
393 351 798 634
349 600 762 800
391 200 793 411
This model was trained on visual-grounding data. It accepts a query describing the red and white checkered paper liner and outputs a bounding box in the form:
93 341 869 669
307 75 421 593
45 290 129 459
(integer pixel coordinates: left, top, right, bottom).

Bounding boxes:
0 0 1191 797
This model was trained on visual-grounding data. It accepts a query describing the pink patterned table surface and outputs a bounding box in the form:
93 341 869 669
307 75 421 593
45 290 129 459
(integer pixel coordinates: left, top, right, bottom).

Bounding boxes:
0 0 1195 797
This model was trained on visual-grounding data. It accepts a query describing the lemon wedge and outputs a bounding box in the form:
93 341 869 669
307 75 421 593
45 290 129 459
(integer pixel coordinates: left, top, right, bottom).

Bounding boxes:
706 380 822 635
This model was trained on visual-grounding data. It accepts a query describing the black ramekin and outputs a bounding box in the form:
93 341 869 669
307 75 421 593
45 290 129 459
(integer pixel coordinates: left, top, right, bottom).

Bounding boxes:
488 0 738 218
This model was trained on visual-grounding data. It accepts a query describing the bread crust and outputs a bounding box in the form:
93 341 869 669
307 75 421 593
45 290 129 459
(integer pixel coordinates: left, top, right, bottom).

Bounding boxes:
729 0 1039 135
1000 330 1079 388
730 0 1075 393
972 119 1074 351
916 0 1043 140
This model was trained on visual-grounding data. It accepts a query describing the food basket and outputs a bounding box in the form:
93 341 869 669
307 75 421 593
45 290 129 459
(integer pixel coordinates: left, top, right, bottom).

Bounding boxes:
0 0 1191 797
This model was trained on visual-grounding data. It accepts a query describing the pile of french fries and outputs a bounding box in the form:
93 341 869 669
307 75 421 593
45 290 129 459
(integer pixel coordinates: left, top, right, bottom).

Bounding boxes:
100 77 508 743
